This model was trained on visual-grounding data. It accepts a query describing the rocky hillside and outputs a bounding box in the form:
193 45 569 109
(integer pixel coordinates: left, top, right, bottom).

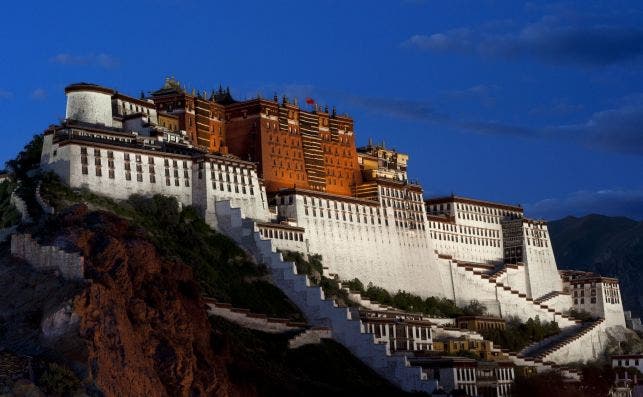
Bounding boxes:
1 204 231 396
549 214 643 319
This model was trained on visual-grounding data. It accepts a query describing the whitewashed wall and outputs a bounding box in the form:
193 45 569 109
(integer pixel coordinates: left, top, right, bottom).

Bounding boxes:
66 91 113 127
275 191 453 298
41 137 269 225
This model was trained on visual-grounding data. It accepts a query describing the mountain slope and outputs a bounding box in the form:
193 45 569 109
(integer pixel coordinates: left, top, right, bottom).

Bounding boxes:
548 214 643 319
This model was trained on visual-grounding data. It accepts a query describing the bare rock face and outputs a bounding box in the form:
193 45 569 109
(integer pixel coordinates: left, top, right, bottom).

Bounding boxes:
41 301 79 340
47 205 231 397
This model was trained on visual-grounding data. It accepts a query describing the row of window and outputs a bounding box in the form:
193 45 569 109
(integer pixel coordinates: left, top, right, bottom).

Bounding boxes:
81 163 189 187
303 195 380 215
616 359 640 367
456 367 476 383
258 227 303 242
364 322 432 341
427 202 522 218
304 206 382 225
526 238 549 247
574 297 597 304
431 232 501 247
380 186 422 202
79 147 260 194
382 197 424 213
117 100 153 116
455 211 518 224
430 221 500 238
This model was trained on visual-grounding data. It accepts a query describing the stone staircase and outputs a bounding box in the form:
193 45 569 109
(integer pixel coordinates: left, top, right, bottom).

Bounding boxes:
338 279 583 377
288 327 333 349
517 319 603 360
533 290 560 304
487 264 508 282
447 259 579 328
524 319 606 363
204 298 306 334
214 200 439 393
444 260 611 365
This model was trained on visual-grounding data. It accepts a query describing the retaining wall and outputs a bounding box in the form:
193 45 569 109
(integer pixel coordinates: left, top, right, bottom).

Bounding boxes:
10 190 31 223
10 233 84 280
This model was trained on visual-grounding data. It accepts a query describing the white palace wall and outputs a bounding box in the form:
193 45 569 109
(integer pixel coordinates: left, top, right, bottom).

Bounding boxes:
273 191 454 299
522 223 563 299
66 91 113 127
40 133 270 226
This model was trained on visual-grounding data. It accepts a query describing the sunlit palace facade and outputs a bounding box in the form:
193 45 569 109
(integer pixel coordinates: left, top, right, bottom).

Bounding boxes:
41 79 626 367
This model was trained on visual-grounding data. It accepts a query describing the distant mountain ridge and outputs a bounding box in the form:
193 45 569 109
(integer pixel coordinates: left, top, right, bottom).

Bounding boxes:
548 214 643 319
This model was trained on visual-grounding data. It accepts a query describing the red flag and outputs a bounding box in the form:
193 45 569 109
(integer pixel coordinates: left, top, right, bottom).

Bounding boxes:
305 97 315 105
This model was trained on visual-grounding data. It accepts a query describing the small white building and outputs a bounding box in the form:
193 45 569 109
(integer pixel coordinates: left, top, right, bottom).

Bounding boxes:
611 355 643 397
562 271 626 327
612 354 643 374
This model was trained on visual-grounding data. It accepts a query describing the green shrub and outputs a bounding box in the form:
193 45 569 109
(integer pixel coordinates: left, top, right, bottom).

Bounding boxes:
569 308 596 322
462 299 487 316
356 282 464 317
480 315 560 352
344 278 365 293
280 250 353 306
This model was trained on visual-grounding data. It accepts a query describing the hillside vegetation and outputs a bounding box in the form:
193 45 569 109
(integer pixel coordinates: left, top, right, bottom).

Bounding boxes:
549 214 643 318
41 174 304 320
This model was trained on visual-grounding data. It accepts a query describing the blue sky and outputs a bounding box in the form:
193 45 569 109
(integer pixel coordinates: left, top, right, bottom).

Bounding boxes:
1 0 642 220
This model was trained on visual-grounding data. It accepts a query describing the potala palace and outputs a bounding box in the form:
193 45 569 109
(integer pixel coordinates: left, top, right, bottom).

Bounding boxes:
37 79 630 393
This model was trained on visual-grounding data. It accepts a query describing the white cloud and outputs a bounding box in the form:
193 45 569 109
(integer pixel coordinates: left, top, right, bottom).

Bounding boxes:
50 53 119 69
30 88 47 100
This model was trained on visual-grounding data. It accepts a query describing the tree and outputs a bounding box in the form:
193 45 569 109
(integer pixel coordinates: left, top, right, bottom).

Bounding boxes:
5 134 43 178
462 299 486 316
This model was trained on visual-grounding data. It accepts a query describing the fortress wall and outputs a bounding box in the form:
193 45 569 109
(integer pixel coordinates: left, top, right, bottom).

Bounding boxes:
600 292 627 328
66 90 113 127
524 227 563 300
428 221 504 265
504 265 528 295
525 243 563 299
201 165 270 223
71 144 193 206
10 233 84 281
276 193 452 298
